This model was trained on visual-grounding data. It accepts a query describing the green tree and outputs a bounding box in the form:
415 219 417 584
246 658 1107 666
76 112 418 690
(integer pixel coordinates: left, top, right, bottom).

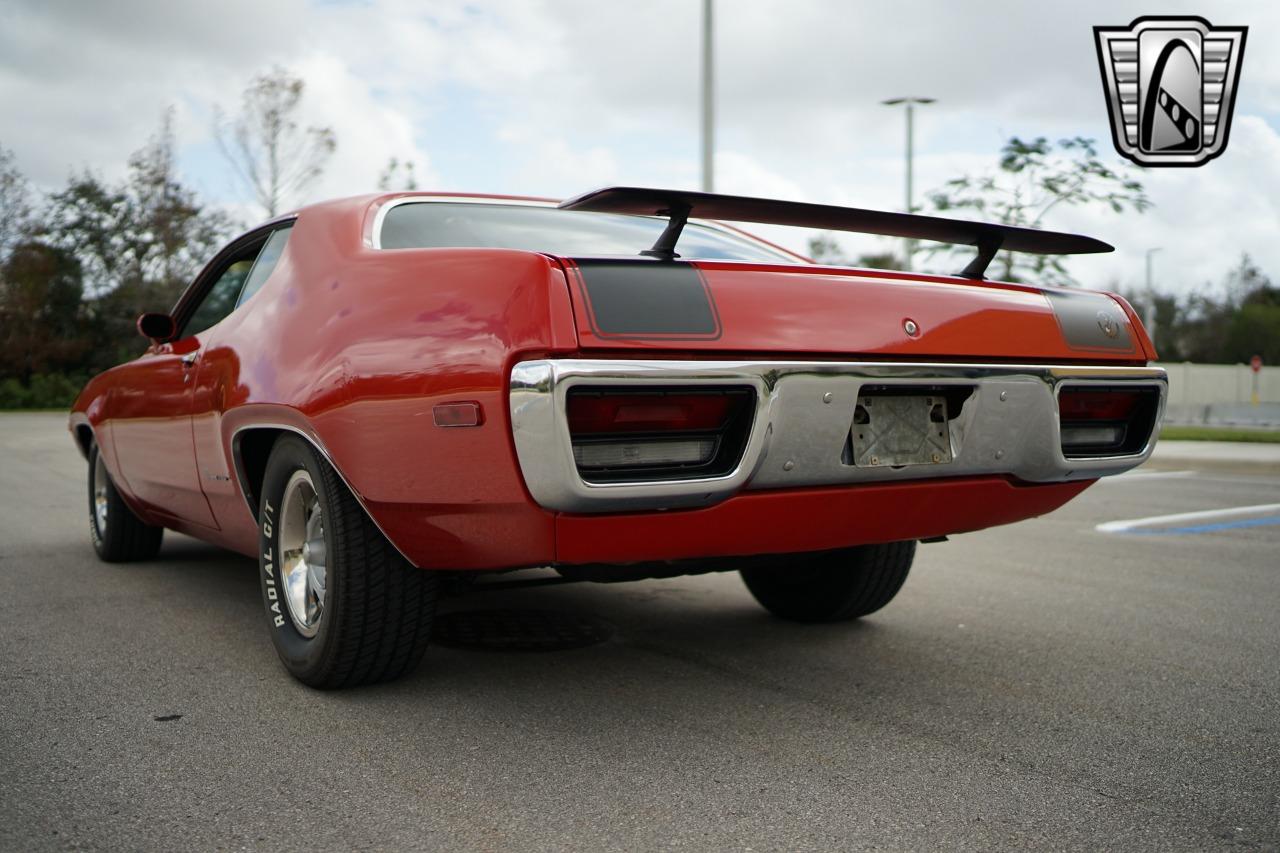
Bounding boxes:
215 66 337 217
44 111 231 302
1222 257 1280 364
1147 291 1184 361
129 108 232 291
42 111 235 368
1174 290 1235 363
852 251 904 271
1123 255 1280 364
1 117 235 402
926 136 1151 284
807 234 849 264
1226 303 1280 364
0 241 90 383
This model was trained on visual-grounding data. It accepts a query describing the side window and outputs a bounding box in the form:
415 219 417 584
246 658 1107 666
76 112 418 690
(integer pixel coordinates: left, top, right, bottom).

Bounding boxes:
236 225 292 308
184 259 256 338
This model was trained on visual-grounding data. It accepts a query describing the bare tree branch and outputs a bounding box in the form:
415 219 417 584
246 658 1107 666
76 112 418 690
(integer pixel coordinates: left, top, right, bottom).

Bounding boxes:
214 67 337 217
0 144 33 261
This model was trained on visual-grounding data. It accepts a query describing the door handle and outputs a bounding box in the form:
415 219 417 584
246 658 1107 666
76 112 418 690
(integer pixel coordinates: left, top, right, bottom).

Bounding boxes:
181 352 198 382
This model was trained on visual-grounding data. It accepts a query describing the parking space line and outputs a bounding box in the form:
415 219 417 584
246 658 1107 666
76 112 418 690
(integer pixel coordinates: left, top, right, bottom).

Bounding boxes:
1155 516 1280 534
1096 503 1280 535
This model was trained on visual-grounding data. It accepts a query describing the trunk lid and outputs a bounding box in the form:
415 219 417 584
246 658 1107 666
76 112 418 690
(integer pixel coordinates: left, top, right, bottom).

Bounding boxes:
558 258 1148 362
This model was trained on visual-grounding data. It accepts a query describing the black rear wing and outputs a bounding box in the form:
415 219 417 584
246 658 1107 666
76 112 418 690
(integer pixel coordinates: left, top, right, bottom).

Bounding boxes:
558 186 1113 280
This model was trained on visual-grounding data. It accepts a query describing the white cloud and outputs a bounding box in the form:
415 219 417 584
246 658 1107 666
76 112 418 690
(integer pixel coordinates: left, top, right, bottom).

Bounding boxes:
1059 116 1280 294
493 122 622 194
0 0 306 184
0 0 1276 293
288 53 437 205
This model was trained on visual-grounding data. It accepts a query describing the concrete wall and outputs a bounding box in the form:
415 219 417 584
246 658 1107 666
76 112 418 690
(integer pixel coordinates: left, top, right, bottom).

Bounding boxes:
1155 362 1280 426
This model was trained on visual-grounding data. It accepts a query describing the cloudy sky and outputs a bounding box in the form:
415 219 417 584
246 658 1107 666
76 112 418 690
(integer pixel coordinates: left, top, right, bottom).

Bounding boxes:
2 0 1277 295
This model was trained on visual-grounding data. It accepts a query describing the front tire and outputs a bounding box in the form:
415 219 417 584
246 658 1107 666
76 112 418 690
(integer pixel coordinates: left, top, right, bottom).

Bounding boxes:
258 435 439 688
88 442 163 562
740 541 916 622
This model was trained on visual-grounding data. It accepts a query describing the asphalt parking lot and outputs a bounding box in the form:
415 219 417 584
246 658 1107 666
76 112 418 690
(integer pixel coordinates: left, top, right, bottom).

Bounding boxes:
1 412 1277 851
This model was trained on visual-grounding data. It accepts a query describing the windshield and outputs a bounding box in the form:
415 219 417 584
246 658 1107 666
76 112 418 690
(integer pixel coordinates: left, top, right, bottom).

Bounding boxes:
377 201 795 262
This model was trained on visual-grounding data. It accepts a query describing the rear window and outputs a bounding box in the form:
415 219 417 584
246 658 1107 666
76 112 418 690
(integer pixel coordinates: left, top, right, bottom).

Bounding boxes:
377 202 793 262
236 225 292 308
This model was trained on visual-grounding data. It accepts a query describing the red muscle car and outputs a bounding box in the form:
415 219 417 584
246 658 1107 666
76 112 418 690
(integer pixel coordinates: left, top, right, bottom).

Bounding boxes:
69 187 1167 688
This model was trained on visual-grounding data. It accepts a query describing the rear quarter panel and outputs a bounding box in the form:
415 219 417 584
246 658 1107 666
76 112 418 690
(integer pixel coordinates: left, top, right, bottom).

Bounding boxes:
201 198 577 568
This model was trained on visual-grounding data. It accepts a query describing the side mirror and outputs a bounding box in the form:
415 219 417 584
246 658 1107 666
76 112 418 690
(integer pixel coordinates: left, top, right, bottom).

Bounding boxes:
137 312 176 342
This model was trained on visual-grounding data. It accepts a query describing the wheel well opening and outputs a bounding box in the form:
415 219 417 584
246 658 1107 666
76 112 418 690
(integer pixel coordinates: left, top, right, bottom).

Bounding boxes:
235 429 285 518
74 425 94 458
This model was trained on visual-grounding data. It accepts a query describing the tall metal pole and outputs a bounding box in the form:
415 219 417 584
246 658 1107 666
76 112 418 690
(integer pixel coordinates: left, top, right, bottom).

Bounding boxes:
1145 247 1162 347
905 101 915 269
701 0 714 192
881 97 935 271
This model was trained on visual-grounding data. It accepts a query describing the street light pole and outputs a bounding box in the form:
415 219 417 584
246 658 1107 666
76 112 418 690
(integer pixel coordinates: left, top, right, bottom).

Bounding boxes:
881 97 935 271
701 0 714 192
1145 247 1162 348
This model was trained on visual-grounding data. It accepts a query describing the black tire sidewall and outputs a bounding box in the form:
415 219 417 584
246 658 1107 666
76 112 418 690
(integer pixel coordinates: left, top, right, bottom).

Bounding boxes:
741 541 915 622
88 444 107 556
259 436 339 681
86 441 163 562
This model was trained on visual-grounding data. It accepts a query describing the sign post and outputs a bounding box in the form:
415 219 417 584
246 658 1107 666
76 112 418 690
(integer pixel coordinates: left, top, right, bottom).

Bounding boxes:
1250 355 1262 406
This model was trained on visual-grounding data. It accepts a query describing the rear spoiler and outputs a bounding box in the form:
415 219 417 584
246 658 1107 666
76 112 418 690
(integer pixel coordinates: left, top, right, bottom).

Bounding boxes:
558 186 1113 280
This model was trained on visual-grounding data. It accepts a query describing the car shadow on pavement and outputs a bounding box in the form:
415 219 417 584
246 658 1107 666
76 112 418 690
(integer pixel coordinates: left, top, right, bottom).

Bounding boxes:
388 579 896 704
136 535 915 707
140 535 260 596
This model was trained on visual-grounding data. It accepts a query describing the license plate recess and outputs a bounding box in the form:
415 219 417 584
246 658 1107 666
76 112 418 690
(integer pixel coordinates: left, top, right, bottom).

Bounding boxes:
849 393 953 468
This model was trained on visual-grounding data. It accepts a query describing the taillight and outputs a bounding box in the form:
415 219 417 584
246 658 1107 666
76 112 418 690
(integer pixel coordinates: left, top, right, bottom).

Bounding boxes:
566 387 754 482
1058 385 1159 458
1058 390 1139 421
567 393 736 434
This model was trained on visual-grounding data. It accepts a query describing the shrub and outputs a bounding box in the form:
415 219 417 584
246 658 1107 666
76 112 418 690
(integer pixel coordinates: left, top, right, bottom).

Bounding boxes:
0 372 84 409
0 378 30 409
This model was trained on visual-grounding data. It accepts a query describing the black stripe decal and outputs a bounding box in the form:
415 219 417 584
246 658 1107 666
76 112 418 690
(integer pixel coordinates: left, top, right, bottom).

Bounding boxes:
571 259 721 340
1044 290 1136 353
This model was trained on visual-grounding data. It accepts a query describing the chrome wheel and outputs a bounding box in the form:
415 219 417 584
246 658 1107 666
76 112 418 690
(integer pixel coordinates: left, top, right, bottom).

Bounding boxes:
92 453 109 536
279 469 327 638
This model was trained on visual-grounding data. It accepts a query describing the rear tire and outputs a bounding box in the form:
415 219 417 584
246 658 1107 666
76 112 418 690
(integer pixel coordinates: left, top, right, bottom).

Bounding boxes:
88 442 163 562
740 541 916 622
258 435 439 688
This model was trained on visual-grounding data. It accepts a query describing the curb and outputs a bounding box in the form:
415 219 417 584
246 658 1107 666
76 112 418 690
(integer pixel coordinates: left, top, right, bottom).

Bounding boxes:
1142 457 1280 477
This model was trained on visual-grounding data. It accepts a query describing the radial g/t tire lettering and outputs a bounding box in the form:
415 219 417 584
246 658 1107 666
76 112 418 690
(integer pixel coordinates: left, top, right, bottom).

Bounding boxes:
258 434 439 688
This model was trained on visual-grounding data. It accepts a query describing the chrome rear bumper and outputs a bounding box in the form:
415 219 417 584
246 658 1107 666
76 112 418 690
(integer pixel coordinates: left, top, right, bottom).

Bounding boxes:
509 359 1167 513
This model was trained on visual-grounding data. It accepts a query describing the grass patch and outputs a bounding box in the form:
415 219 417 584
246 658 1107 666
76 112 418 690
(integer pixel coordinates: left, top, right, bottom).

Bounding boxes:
1160 425 1280 443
